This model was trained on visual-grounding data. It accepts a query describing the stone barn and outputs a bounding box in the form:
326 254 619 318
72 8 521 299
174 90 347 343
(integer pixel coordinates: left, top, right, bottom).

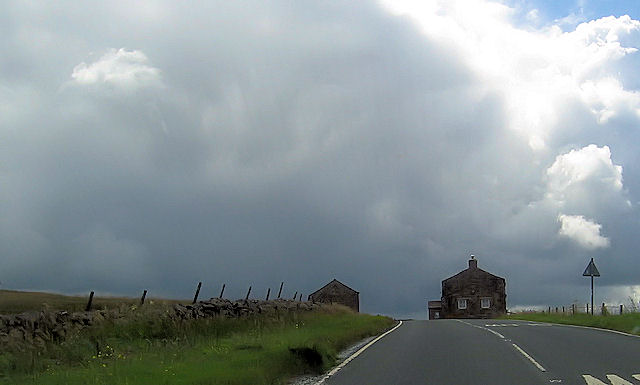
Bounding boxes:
429 256 506 319
308 279 359 312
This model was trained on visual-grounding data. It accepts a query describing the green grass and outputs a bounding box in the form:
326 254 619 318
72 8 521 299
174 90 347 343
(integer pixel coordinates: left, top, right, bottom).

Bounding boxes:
0 289 183 314
506 312 640 336
0 304 394 385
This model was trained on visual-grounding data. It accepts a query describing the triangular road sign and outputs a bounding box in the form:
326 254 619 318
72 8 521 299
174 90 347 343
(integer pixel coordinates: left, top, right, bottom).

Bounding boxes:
582 258 600 277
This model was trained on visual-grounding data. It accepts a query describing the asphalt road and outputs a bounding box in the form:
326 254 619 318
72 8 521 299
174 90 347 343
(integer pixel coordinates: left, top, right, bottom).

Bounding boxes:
323 319 640 385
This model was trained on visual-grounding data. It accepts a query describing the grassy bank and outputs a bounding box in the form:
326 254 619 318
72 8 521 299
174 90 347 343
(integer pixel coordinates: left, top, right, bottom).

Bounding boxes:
506 312 640 336
0 304 394 384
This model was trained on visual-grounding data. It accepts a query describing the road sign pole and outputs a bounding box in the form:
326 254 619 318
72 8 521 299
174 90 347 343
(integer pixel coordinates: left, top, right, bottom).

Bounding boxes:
583 257 600 316
591 275 594 315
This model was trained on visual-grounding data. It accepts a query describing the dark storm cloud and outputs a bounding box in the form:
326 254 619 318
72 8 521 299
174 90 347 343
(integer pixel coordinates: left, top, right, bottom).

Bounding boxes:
2 0 640 316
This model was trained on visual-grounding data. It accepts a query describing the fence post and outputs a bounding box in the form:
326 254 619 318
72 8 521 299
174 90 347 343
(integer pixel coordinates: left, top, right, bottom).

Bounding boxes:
292 291 297 300
299 293 302 302
548 306 551 314
140 290 147 306
85 291 94 311
219 284 226 299
245 286 252 301
586 303 589 314
602 302 606 316
265 288 270 301
562 306 565 314
620 304 623 314
572 304 575 315
192 282 202 304
277 282 284 299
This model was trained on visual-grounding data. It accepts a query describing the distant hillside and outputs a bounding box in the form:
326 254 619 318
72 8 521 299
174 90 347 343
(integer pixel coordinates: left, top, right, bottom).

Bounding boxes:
0 289 183 314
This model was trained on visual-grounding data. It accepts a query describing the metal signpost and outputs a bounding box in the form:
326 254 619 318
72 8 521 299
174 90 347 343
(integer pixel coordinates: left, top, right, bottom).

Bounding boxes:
582 258 600 315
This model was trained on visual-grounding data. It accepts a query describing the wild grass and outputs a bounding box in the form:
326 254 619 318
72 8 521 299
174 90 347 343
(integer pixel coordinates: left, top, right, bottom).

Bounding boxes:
506 312 640 336
0 303 394 384
0 289 182 314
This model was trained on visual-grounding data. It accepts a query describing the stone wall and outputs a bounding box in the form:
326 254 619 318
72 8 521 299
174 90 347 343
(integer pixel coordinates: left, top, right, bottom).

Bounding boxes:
0 298 321 350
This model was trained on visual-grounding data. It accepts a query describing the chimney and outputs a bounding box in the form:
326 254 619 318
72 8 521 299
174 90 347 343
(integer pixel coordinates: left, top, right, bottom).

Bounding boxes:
469 255 477 269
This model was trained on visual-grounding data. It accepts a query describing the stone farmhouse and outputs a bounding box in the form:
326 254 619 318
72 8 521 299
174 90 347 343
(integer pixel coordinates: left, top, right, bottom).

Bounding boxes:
308 279 359 312
429 256 506 319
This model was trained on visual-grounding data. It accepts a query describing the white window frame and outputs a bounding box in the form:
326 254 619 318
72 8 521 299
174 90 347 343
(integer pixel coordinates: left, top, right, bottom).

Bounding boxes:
481 298 491 309
457 298 468 310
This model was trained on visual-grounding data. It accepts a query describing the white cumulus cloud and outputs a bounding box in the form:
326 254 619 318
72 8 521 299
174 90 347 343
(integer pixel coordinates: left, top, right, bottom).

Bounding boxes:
71 48 161 90
557 214 610 249
379 1 640 150
545 144 627 211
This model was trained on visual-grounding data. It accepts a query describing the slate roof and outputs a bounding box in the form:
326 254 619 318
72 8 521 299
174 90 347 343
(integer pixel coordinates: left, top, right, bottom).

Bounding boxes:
308 279 359 297
442 264 504 283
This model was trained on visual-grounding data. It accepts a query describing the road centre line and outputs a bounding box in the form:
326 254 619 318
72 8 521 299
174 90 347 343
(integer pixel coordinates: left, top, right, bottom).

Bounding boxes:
456 320 505 339
314 320 404 385
485 327 506 339
457 320 546 372
512 343 546 372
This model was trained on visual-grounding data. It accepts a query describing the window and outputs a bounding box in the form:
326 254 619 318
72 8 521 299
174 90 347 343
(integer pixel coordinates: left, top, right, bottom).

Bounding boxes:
457 298 467 310
481 298 491 309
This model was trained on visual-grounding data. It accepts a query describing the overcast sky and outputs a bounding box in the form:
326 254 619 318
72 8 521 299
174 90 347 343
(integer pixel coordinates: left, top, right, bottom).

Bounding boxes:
2 0 640 318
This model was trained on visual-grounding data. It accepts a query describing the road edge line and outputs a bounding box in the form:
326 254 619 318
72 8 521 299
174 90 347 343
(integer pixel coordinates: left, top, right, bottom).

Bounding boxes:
314 320 404 384
520 320 640 339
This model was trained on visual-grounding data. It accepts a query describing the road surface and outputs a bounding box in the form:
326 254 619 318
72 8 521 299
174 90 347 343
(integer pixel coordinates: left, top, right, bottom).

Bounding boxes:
324 319 640 385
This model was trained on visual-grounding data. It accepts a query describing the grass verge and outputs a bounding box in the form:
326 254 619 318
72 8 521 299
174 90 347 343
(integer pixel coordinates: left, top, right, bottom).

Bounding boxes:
506 312 640 336
0 304 394 384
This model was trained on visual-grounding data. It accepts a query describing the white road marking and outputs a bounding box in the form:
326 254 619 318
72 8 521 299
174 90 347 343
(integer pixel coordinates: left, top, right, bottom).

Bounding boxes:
582 375 609 385
314 320 403 385
486 328 506 339
606 375 635 385
457 320 546 373
512 343 546 372
457 320 505 338
546 323 640 339
582 374 637 385
484 323 551 327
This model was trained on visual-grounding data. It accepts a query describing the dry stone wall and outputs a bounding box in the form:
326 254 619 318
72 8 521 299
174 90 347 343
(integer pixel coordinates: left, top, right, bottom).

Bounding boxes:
0 298 320 350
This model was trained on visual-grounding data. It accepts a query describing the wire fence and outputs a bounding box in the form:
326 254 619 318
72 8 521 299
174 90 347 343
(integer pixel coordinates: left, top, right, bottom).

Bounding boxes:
538 302 640 316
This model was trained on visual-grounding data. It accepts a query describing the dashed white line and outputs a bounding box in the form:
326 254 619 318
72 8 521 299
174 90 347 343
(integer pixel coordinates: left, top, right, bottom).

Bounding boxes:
314 320 404 385
485 328 506 339
512 343 546 372
457 320 505 339
457 320 547 373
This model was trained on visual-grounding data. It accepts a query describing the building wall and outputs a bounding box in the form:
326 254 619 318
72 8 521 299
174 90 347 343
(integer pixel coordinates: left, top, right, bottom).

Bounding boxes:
309 281 359 312
440 264 506 319
428 301 442 320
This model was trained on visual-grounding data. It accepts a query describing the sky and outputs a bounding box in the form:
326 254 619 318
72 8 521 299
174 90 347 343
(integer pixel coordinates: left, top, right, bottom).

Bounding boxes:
1 0 640 318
